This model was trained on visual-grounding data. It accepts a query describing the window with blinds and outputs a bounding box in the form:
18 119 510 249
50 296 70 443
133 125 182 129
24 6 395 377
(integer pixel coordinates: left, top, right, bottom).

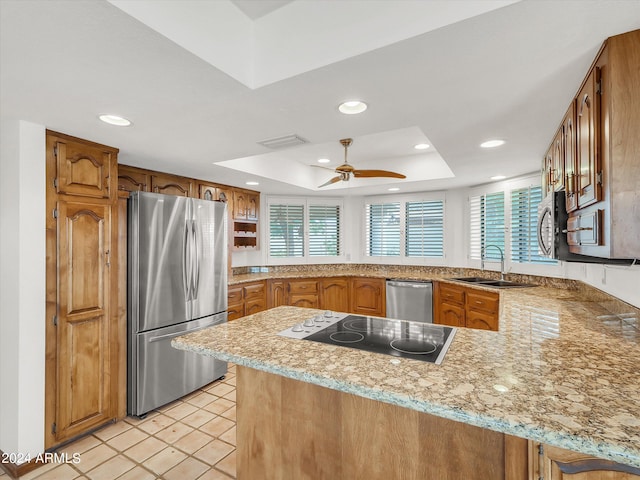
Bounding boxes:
366 202 401 256
511 186 556 264
469 192 505 260
308 204 340 256
405 201 444 257
268 204 304 257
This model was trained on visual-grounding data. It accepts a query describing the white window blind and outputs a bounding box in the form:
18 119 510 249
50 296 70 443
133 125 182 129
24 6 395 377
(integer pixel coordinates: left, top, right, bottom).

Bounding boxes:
308 204 340 256
469 192 505 260
511 186 556 264
366 202 401 256
405 201 444 257
269 204 304 257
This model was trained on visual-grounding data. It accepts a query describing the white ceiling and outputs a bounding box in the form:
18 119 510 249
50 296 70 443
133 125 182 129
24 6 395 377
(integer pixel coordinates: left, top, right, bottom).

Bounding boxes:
1 0 639 196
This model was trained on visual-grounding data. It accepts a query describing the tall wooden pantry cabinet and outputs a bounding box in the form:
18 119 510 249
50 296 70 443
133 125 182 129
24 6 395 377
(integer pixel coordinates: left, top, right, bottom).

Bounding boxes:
45 131 121 448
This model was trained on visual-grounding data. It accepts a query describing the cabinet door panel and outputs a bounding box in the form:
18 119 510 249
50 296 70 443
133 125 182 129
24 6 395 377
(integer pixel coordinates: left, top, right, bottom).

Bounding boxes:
465 309 498 331
57 201 112 440
268 281 287 309
151 174 193 197
289 294 319 309
320 278 349 312
563 103 579 212
118 166 150 193
54 139 113 198
576 67 601 209
350 278 385 316
246 299 267 316
542 444 640 479
437 303 466 327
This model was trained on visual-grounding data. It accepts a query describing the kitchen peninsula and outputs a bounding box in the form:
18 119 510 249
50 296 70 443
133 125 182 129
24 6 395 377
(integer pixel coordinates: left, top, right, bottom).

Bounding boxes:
173 282 640 479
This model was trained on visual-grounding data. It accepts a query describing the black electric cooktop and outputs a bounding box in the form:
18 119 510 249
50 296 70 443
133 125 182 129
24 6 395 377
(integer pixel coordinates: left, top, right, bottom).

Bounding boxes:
280 314 456 365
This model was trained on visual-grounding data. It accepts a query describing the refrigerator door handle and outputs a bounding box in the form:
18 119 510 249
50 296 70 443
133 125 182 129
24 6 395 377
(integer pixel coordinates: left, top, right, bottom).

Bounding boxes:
183 220 191 301
192 220 200 299
148 317 224 343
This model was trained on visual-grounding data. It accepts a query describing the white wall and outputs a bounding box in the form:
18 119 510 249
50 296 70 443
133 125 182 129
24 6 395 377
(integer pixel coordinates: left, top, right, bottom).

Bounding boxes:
0 120 46 460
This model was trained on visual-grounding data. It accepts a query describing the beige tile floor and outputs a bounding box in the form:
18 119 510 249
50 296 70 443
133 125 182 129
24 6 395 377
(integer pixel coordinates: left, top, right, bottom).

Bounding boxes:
1 364 237 480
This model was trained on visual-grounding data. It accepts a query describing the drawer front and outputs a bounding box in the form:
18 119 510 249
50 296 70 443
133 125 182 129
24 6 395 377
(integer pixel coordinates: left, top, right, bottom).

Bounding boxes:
244 282 266 301
438 284 465 305
288 280 319 294
466 290 499 314
228 286 243 304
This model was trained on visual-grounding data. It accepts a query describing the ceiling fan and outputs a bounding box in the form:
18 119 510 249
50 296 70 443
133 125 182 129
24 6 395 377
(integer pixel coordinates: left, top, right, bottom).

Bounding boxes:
315 138 406 188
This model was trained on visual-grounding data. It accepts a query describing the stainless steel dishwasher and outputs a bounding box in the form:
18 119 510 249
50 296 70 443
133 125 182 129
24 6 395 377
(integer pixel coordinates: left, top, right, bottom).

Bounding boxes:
385 280 433 323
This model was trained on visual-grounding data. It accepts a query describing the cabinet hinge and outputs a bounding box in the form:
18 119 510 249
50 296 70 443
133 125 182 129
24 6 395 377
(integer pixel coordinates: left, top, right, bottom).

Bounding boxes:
53 146 58 159
53 208 58 219
596 171 603 185
596 80 602 95
53 315 57 326
51 422 57 434
53 178 58 188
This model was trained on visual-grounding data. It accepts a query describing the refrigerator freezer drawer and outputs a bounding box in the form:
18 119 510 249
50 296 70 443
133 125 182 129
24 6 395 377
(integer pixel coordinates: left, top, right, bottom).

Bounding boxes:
128 312 227 416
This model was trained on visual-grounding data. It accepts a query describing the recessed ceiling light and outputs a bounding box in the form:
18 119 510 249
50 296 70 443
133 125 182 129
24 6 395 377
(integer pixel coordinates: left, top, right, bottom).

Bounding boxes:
246 181 259 186
317 158 330 164
388 187 400 192
98 114 131 126
491 175 506 180
480 139 505 148
414 143 430 150
338 100 367 115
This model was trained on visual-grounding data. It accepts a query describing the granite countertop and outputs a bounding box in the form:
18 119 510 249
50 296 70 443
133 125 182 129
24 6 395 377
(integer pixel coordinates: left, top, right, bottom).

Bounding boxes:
173 283 640 468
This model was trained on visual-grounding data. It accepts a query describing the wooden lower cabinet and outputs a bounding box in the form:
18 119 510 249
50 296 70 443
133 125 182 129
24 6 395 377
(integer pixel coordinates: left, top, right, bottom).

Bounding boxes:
263 276 380 315
350 277 385 316
434 282 499 331
287 279 319 308
320 277 350 312
530 441 640 479
227 281 267 320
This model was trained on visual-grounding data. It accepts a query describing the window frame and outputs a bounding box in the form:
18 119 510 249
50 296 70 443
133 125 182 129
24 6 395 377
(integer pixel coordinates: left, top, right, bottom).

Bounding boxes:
466 176 561 276
266 196 344 265
362 192 447 266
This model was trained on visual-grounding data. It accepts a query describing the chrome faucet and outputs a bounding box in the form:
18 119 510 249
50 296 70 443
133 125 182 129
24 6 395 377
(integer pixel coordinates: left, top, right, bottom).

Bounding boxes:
481 245 505 280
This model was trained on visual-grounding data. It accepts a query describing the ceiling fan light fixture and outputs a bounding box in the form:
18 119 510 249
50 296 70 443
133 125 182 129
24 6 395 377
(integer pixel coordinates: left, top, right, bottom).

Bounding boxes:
480 139 505 148
338 100 367 115
414 143 430 150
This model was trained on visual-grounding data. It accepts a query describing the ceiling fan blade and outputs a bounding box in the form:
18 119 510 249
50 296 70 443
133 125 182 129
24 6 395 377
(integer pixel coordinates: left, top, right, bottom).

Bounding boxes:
352 169 406 179
310 164 337 172
318 175 343 188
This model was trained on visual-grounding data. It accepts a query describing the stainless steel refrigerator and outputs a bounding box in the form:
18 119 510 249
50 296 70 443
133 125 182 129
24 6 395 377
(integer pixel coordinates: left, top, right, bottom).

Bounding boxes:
127 191 228 416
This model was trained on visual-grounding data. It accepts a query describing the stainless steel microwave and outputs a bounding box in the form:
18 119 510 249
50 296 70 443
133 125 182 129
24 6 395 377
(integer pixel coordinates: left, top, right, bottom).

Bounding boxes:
537 191 614 263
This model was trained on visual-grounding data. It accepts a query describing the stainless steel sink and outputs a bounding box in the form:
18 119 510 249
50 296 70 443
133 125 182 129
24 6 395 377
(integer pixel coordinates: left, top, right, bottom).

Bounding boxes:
449 277 536 288
450 277 495 283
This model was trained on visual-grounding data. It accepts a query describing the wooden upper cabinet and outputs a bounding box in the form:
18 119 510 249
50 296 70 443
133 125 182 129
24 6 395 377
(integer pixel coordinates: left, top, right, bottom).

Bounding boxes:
576 65 601 209
551 128 564 192
150 173 193 197
563 102 578 213
48 132 117 199
198 182 217 201
350 277 385 317
117 165 150 193
233 189 259 221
